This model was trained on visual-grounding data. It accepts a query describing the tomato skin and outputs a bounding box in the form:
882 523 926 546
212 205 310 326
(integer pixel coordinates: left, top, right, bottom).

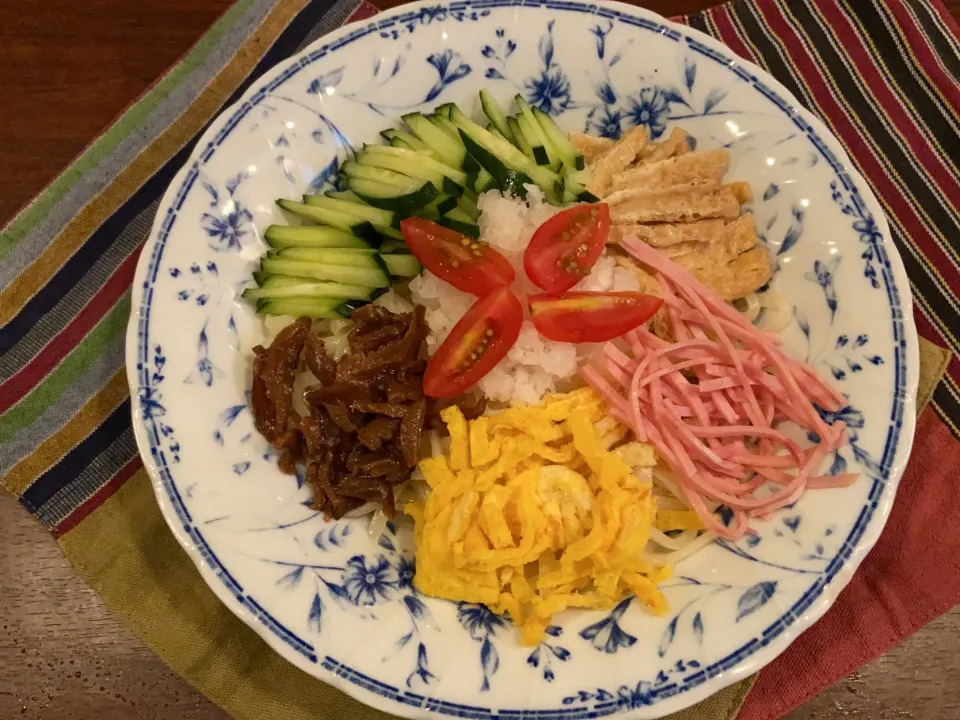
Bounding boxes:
400 217 515 296
523 204 611 294
528 291 663 343
424 288 524 398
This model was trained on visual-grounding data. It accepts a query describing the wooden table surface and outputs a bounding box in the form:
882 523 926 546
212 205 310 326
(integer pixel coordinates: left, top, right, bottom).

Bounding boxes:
2 0 960 718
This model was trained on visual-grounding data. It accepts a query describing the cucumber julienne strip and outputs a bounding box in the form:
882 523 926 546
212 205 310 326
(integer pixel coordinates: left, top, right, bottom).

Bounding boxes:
242 281 379 301
514 96 556 167
479 90 516 143
538 114 586 171
439 207 481 238
348 177 438 214
382 128 435 155
381 254 422 277
458 131 534 199
451 106 563 202
363 144 469 186
260 257 390 287
357 151 465 197
252 91 595 316
402 112 465 168
514 110 550 166
263 225 371 249
274 247 381 267
301 193 396 228
507 116 535 161
256 297 364 319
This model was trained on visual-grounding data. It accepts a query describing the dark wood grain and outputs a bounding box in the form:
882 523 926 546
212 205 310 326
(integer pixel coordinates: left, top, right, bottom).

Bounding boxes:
0 0 236 225
2 1 959 719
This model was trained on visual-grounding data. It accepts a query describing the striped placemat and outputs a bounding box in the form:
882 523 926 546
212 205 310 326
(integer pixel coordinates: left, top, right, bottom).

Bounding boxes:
1 1 957 719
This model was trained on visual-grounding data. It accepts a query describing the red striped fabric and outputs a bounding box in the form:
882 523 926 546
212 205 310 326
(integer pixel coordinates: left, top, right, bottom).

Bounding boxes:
0 246 142 413
738 407 960 719
887 1 960 106
692 0 960 437
51 454 144 538
688 2 960 715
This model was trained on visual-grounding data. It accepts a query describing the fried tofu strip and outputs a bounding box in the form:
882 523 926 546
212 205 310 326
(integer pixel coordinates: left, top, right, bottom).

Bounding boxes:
611 149 730 193
728 180 754 204
608 219 726 248
608 185 743 224
571 133 615 163
659 214 758 264
586 126 650 197
722 247 774 299
641 127 690 163
612 219 772 302
604 180 721 207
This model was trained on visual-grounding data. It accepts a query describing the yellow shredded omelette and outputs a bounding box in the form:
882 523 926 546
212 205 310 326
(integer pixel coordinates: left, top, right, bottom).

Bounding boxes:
405 388 676 646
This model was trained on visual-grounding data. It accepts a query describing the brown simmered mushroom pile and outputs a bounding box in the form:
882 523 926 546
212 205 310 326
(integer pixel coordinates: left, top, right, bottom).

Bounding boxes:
250 305 484 520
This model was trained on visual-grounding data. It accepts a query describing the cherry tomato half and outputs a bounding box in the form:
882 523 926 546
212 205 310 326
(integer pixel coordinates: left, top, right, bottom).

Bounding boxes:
529 291 663 343
400 217 515 296
523 204 611 294
424 287 524 398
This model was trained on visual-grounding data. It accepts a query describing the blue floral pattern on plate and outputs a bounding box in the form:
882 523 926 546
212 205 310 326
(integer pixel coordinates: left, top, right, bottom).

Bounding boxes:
127 2 917 718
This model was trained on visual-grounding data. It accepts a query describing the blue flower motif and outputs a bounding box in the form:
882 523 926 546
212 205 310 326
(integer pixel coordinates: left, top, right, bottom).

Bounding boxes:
779 203 805 256
201 181 219 208
590 22 612 60
579 597 637 653
596 82 617 105
830 181 882 289
736 581 778 622
424 49 472 102
306 67 344 96
624 87 670 140
195 357 217 386
526 626 570 682
396 556 416 591
407 643 437 688
456 603 506 640
853 216 881 240
805 257 841 322
225 171 248 197
565 659 702 710
456 603 505 692
402 594 430 621
417 5 447 25
525 66 572 116
627 680 655 707
522 21 571 116
815 403 865 430
341 554 397 606
139 388 165 421
201 202 253 252
139 345 179 461
586 105 623 140
185 324 222 387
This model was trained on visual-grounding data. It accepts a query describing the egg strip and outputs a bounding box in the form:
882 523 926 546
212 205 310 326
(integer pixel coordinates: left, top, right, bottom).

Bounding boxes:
405 389 670 646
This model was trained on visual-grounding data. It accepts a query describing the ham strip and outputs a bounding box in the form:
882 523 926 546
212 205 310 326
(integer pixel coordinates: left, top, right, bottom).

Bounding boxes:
579 235 854 539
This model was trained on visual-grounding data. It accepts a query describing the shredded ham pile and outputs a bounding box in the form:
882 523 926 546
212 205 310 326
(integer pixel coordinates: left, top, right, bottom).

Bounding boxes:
582 236 856 539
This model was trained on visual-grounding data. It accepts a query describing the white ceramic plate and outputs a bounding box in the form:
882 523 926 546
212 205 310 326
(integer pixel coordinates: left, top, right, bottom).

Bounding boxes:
125 1 919 717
